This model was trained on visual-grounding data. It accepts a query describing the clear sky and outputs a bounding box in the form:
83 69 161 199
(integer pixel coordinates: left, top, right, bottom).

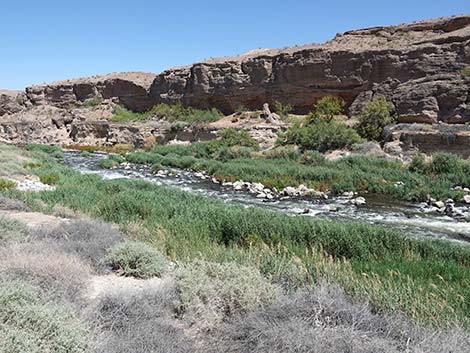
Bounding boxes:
1 0 469 89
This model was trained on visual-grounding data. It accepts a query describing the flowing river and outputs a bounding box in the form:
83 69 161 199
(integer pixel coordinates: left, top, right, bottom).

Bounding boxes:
63 151 470 244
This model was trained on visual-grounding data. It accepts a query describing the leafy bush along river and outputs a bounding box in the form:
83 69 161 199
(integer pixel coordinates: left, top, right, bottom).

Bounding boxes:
4 144 470 330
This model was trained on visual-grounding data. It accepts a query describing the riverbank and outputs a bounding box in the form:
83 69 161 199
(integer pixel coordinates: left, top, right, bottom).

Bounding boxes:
1 143 469 329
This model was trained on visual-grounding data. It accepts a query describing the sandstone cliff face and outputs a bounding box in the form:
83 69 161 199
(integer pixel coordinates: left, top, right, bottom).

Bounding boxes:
149 16 470 122
24 72 156 113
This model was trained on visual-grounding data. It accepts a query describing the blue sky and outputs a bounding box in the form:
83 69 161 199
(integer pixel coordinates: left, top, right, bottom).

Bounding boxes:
1 1 469 89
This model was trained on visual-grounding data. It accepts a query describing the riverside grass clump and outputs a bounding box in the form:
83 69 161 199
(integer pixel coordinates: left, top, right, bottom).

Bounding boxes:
110 103 223 124
5 160 470 328
99 154 126 169
126 142 470 201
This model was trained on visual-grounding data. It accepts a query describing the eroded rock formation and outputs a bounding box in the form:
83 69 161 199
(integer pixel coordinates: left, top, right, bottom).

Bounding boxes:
149 16 470 123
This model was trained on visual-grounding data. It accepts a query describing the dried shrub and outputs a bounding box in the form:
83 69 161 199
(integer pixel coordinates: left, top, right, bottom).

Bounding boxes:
177 260 278 330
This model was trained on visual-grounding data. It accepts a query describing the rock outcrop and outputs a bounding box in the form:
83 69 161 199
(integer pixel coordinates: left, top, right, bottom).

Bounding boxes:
149 16 470 122
25 72 156 112
384 123 470 158
0 90 27 116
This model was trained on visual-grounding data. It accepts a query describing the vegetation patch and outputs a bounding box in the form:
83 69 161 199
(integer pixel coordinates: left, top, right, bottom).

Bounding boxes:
110 103 223 124
177 260 278 329
98 154 126 169
104 241 167 278
39 173 60 185
355 96 396 141
279 96 362 152
0 216 28 243
274 101 293 119
0 178 16 191
0 281 88 353
25 144 64 160
81 96 103 108
6 160 470 327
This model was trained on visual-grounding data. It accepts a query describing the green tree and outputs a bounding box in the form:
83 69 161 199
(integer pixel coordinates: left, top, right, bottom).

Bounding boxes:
307 96 345 124
355 96 395 141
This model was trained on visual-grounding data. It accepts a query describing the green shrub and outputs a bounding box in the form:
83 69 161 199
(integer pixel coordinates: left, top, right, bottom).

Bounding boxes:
110 106 147 122
307 96 345 124
82 96 103 108
25 144 63 160
217 128 259 149
430 153 462 174
0 178 16 191
39 173 60 185
355 97 396 141
262 145 300 160
104 241 167 278
177 260 278 329
110 103 222 124
274 101 293 119
409 153 428 173
0 281 88 353
23 162 42 169
80 151 92 158
98 155 126 169
280 120 362 152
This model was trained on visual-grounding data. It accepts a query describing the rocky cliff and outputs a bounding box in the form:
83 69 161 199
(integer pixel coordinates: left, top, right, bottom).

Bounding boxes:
148 15 470 123
9 15 469 124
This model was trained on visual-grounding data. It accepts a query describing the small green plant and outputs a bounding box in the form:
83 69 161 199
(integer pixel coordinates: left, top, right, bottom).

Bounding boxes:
0 178 16 191
274 101 293 119
98 155 126 169
355 97 395 141
79 151 93 158
104 241 167 278
0 216 27 243
82 96 103 108
39 173 60 185
23 162 42 169
307 96 345 124
217 128 259 149
429 152 462 174
25 144 63 160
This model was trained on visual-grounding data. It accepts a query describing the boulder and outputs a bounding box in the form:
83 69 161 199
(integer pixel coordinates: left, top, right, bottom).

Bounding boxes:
463 195 470 204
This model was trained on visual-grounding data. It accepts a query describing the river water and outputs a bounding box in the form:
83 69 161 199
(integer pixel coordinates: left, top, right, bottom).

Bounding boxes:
63 151 470 244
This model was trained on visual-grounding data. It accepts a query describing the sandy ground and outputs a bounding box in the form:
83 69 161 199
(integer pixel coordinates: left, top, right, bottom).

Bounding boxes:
0 210 67 229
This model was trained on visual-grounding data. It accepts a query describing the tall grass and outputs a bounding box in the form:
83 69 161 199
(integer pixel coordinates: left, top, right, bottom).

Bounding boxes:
5 160 470 327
